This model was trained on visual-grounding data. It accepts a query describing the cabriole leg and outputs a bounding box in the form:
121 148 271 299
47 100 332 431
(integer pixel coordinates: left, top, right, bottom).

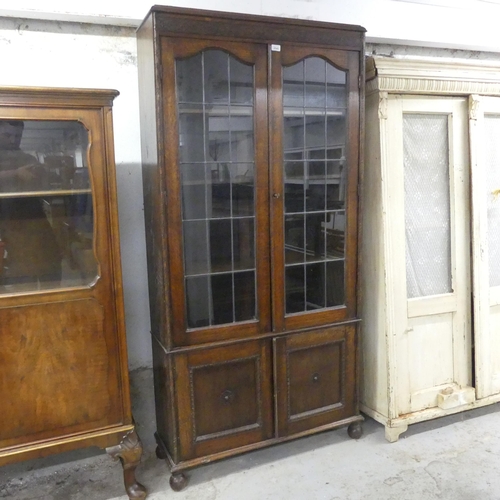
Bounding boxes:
107 429 147 499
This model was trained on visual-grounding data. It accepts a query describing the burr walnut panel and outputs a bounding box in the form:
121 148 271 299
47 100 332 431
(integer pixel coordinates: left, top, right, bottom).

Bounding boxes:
0 299 116 446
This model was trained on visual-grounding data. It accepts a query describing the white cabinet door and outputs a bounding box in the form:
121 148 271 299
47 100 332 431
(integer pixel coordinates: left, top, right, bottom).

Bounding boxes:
471 96 500 399
384 96 472 415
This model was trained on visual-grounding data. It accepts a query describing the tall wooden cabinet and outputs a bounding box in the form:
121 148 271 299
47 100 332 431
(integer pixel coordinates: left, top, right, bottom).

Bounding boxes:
361 56 500 442
137 6 365 489
0 87 145 499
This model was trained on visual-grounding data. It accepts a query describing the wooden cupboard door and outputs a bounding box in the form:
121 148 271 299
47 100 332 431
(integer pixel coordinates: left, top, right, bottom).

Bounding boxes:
274 325 356 437
0 299 123 448
269 45 360 332
174 340 273 460
382 96 473 415
470 96 500 399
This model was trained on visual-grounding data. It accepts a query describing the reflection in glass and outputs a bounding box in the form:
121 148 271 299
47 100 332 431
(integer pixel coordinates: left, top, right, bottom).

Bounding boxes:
210 219 232 272
0 119 96 294
234 271 256 321
178 108 205 163
286 265 305 313
326 260 344 306
285 215 304 264
186 275 210 328
306 263 325 308
181 164 207 220
306 213 325 260
233 218 254 270
283 57 347 314
183 220 209 275
212 273 233 324
177 50 257 328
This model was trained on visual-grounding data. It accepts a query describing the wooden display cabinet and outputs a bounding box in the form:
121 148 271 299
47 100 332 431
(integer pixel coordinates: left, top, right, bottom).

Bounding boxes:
0 87 146 499
137 6 365 490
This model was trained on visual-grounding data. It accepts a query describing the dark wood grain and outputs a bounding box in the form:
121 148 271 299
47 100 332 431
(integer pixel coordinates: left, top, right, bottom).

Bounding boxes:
137 6 364 488
174 340 273 460
274 325 357 437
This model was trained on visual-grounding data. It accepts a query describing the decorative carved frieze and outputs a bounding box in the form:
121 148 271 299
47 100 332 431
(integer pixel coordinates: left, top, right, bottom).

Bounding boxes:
366 56 500 96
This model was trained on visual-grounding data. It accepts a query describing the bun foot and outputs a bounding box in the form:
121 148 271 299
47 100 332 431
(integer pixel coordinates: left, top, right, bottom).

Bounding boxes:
347 421 363 440
155 445 167 460
170 472 188 492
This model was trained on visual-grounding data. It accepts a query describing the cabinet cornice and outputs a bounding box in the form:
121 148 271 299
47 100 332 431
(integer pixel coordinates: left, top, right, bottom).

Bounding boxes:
366 56 500 96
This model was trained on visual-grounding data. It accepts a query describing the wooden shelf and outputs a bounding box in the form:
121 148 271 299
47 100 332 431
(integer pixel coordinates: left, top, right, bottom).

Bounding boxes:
0 188 91 199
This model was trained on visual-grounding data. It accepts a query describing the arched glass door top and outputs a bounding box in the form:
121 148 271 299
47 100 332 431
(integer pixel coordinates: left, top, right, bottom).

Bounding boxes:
282 57 347 314
176 49 257 328
0 119 96 294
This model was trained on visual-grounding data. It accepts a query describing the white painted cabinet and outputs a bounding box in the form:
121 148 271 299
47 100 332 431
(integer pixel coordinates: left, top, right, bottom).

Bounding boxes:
361 56 500 441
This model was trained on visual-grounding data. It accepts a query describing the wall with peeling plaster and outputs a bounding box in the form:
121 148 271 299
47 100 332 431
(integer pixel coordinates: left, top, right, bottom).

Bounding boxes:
0 18 151 369
1 3 500 371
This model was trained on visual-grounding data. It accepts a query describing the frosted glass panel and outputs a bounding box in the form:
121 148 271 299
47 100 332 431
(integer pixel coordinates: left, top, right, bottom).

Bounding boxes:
485 115 500 287
404 114 452 298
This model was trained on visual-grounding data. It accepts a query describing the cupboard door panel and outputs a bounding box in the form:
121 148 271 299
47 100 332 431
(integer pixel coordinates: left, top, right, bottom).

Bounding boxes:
274 325 356 437
0 299 121 448
383 96 472 416
174 340 273 460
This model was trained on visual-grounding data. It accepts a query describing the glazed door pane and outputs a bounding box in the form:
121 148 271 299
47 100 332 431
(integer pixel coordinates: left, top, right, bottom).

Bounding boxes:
0 119 96 293
175 47 262 331
283 57 347 314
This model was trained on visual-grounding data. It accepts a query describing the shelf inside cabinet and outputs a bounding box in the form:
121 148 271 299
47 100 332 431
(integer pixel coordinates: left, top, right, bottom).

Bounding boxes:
0 188 91 199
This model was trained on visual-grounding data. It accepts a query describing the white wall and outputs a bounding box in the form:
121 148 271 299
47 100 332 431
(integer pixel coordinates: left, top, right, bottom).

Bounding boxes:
2 0 500 51
1 0 499 370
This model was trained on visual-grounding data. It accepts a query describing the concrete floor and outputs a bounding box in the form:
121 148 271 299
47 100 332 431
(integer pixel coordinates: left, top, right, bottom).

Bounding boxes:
2 369 500 500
